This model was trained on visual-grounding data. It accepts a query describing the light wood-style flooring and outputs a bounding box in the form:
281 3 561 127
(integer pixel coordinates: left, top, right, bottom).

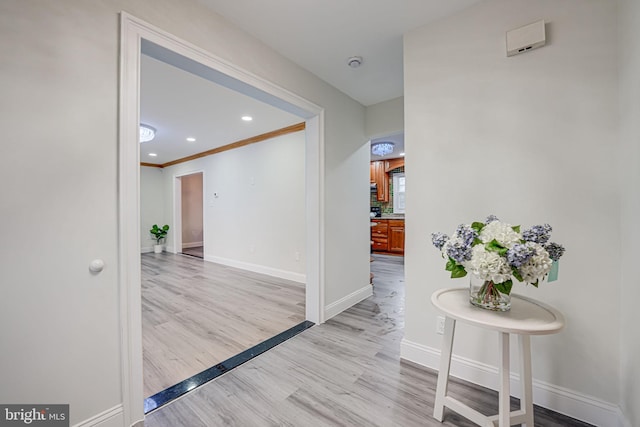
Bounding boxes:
142 252 305 397
144 254 593 427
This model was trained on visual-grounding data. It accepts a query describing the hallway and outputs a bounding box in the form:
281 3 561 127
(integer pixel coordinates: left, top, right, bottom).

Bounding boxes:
144 255 592 426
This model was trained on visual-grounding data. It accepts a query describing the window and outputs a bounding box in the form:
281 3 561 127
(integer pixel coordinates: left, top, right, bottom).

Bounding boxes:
393 173 405 214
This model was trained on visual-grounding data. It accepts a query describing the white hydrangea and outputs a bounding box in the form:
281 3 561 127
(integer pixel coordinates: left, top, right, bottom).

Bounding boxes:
480 221 522 248
466 245 512 283
520 243 553 283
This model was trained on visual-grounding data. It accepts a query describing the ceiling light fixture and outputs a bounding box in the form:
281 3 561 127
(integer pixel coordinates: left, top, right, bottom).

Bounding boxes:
186 137 196 142
348 56 363 68
371 141 395 157
139 124 156 143
148 153 157 157
241 116 253 121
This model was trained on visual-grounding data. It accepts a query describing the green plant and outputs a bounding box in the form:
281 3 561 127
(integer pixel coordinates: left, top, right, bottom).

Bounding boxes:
150 224 169 244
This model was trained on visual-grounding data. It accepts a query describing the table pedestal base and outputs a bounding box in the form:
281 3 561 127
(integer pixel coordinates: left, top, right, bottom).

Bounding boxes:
433 318 534 427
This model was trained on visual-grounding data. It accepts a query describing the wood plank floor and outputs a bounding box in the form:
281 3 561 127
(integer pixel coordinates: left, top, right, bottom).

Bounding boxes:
144 254 594 427
142 252 305 397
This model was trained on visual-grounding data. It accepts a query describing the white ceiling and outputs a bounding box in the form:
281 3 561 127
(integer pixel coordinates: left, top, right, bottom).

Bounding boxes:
140 54 303 165
196 0 483 106
140 1 483 164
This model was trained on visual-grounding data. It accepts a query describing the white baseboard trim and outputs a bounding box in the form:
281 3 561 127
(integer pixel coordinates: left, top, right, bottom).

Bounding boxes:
72 404 123 427
324 284 373 321
205 255 306 284
400 339 626 427
182 241 203 249
140 246 153 254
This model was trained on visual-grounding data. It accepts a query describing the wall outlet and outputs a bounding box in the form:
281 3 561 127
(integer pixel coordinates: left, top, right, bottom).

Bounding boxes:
436 316 446 335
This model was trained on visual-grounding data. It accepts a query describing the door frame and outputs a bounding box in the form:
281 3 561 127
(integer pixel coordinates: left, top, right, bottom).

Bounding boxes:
173 171 205 255
119 12 325 425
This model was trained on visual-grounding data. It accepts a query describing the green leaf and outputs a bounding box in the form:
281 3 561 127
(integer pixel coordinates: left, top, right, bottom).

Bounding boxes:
512 225 521 233
445 257 456 272
471 222 485 233
472 237 482 246
450 265 467 278
494 280 513 295
511 268 523 282
531 279 539 288
485 239 506 253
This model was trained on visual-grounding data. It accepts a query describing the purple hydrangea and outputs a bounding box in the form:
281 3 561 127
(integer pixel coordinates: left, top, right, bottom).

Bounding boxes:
522 224 552 244
431 232 449 250
507 243 536 267
485 215 500 224
544 242 565 261
446 240 473 263
455 224 477 246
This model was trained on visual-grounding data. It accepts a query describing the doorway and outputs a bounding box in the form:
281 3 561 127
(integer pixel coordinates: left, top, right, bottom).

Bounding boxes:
120 12 325 425
178 172 204 258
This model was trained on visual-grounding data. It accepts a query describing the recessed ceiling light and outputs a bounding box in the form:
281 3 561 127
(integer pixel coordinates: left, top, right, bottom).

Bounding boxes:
400 152 405 157
186 137 196 142
148 153 157 157
241 116 253 121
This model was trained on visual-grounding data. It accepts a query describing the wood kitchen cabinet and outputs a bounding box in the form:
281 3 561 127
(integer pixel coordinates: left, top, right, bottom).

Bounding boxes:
371 218 404 255
371 220 389 252
370 160 389 202
388 219 405 254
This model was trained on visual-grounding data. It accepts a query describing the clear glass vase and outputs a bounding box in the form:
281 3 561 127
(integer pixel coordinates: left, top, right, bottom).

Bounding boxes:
469 275 511 311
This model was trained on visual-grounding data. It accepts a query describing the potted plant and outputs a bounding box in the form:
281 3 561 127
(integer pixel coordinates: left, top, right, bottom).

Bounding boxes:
150 224 170 253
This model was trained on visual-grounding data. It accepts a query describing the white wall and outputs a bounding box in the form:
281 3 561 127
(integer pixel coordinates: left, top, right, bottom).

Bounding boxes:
365 96 404 139
0 0 367 425
618 0 640 426
403 0 621 423
164 131 306 280
140 166 166 252
180 172 203 248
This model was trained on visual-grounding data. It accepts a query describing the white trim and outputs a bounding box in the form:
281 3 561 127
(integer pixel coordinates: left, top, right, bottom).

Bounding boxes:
140 246 153 254
182 241 203 249
617 407 633 427
205 255 306 283
119 12 325 424
400 339 627 427
324 284 373 320
72 405 123 427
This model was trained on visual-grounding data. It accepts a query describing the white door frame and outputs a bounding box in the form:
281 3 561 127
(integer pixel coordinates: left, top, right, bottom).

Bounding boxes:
119 12 325 425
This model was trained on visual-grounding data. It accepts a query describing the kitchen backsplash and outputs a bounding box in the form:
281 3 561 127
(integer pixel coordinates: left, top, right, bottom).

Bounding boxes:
371 166 404 214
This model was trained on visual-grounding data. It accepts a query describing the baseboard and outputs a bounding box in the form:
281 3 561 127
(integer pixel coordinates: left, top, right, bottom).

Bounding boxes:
140 246 153 254
400 339 625 427
72 405 123 427
324 284 373 321
204 255 306 284
182 241 203 249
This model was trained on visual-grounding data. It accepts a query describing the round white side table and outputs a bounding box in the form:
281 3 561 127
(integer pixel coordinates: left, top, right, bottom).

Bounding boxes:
431 287 565 427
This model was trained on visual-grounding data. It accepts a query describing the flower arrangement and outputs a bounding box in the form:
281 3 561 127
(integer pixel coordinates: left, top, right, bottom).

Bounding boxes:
432 215 565 310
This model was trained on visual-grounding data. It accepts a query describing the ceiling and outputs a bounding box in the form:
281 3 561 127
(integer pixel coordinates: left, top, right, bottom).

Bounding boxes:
140 1 482 164
196 0 483 106
140 54 302 165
